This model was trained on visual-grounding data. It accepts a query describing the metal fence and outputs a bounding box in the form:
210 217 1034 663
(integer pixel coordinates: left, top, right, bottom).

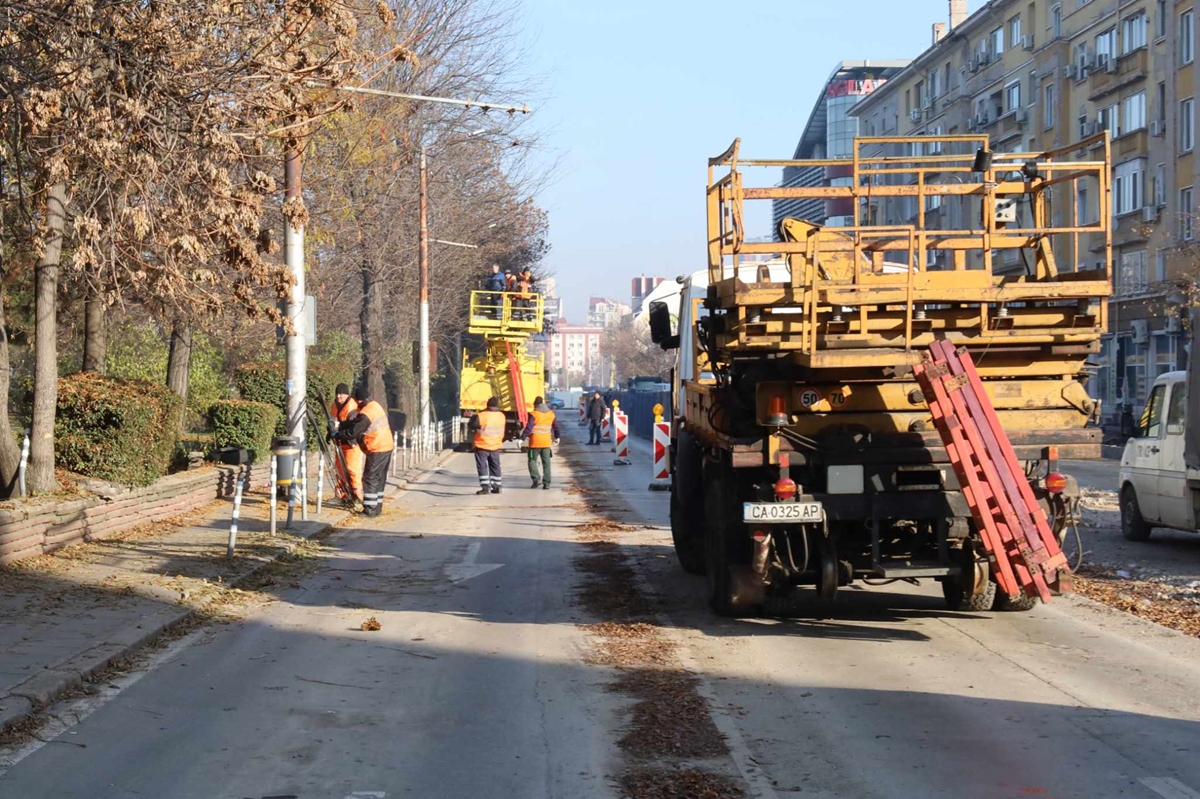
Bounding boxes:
392 417 467 475
609 391 670 441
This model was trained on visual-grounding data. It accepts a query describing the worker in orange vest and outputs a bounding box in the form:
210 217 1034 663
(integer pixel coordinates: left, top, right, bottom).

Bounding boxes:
521 396 560 489
329 383 364 510
469 396 507 494
335 384 394 517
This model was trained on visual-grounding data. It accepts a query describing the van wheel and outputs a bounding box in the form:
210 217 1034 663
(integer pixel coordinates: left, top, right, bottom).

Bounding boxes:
1121 486 1152 542
670 432 706 575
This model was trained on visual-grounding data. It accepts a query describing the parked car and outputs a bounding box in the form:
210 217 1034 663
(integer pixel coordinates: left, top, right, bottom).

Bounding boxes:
548 397 565 410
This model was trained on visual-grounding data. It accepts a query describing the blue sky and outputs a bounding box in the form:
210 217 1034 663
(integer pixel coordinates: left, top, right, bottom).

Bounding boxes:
521 0 987 321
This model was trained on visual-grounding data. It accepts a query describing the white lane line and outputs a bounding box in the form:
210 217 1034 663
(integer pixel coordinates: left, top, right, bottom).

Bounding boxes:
343 792 386 798
0 629 203 777
1141 777 1200 799
444 541 503 583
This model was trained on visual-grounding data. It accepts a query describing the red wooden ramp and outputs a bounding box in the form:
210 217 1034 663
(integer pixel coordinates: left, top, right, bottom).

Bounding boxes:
913 340 1070 603
505 341 529 427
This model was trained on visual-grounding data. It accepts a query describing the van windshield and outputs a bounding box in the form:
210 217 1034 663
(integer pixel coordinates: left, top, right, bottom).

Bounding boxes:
1140 384 1167 438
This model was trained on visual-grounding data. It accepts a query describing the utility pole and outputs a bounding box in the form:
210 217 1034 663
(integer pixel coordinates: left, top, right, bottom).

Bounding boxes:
284 146 307 444
418 144 431 428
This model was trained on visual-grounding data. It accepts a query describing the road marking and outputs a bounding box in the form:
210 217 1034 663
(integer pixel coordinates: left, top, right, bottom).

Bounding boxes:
444 541 503 583
0 629 203 777
343 793 386 798
1141 777 1200 799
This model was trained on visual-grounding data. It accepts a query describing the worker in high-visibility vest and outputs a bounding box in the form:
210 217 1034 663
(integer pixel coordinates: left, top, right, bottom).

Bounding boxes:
329 383 364 509
469 396 507 494
335 384 393 517
521 396 560 489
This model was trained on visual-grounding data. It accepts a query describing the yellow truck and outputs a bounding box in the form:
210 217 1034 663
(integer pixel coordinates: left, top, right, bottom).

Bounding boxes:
648 134 1110 616
459 290 546 440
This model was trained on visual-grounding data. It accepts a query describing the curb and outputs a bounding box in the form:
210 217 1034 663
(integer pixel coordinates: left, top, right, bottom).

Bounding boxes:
0 448 454 736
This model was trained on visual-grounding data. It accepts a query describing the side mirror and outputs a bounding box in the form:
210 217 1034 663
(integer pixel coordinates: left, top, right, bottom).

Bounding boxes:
648 301 679 350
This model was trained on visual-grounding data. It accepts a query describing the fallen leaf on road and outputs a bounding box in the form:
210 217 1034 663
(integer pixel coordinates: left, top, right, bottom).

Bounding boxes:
409 534 424 539
360 616 382 631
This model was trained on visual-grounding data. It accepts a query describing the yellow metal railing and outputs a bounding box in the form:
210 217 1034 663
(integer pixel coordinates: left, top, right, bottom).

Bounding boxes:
468 290 544 337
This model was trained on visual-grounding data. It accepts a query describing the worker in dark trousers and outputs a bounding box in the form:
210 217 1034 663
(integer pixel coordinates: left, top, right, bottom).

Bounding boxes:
336 385 393 517
469 396 506 494
586 391 605 445
522 397 560 489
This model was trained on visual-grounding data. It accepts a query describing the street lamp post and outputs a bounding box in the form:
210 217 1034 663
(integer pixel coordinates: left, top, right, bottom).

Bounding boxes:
418 144 431 428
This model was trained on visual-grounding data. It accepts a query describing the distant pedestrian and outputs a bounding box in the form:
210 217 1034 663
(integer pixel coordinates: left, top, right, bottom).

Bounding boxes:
586 391 605 445
522 396 560 489
469 396 506 494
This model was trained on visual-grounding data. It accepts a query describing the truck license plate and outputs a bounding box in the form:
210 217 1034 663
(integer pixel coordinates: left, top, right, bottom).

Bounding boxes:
742 502 824 524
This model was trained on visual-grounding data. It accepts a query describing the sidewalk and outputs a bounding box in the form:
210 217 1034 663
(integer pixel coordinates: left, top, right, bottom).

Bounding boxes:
0 452 449 735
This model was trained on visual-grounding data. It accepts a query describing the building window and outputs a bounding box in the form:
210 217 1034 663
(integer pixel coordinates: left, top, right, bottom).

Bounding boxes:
1077 187 1090 224
1182 98 1195 152
1006 81 1021 111
1183 10 1195 64
1079 112 1090 139
1113 158 1145 215
1157 0 1168 39
929 69 940 100
1122 12 1147 53
1096 28 1116 65
1182 187 1195 241
1098 102 1120 136
1157 82 1167 123
1123 91 1146 131
915 80 926 109
1155 250 1167 282
1154 163 1166 207
1044 83 1056 129
1009 15 1022 48
1075 42 1089 73
1119 250 1148 295
1051 5 1062 39
991 27 1004 57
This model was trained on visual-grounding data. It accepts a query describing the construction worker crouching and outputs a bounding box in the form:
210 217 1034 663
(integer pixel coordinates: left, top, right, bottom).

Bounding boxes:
329 383 365 511
523 396 560 489
335 384 393 517
470 396 506 494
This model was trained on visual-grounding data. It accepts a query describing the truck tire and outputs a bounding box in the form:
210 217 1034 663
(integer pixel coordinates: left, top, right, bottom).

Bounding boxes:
703 460 753 617
992 589 1038 612
1120 486 1153 542
942 540 996 612
670 431 706 575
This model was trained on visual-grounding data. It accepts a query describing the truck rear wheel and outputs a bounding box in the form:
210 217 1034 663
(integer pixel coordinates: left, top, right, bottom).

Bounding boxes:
942 540 995 612
670 431 706 575
992 589 1038 612
703 460 754 617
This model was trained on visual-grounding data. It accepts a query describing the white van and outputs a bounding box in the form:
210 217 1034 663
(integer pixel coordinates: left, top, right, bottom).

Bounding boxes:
1118 371 1197 539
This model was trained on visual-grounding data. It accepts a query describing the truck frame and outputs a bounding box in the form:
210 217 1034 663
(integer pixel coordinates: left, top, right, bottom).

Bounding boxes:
654 134 1112 616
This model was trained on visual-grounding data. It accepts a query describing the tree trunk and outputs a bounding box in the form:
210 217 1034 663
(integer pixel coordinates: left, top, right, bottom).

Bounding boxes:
30 180 68 495
0 288 24 497
166 318 192 431
81 287 107 373
359 259 387 404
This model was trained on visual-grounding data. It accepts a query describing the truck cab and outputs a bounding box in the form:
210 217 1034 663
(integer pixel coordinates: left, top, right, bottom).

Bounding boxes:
1119 371 1196 539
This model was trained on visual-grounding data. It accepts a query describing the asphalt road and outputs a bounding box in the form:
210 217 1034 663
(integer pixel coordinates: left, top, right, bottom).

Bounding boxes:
5 431 1200 799
1061 457 1120 491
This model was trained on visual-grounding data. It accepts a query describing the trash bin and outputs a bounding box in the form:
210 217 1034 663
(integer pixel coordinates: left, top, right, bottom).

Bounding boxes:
272 436 301 486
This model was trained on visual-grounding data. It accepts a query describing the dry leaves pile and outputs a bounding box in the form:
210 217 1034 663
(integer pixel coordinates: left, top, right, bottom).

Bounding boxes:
360 616 382 631
1072 567 1200 637
619 768 745 799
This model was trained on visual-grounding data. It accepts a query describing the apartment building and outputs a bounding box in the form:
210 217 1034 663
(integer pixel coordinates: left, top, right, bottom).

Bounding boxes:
850 0 1198 422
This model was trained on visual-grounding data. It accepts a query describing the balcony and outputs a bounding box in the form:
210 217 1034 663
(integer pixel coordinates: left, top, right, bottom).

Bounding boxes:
1088 48 1149 100
995 109 1029 142
1114 128 1150 158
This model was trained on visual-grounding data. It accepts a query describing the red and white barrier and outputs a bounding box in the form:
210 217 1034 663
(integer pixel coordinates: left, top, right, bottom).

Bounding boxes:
613 410 630 465
649 420 670 490
578 398 587 426
601 408 612 441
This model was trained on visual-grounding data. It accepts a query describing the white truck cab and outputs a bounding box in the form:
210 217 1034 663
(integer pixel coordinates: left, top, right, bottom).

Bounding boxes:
1118 370 1196 539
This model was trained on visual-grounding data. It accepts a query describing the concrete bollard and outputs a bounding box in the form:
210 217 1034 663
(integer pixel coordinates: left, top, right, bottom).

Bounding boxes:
227 469 247 558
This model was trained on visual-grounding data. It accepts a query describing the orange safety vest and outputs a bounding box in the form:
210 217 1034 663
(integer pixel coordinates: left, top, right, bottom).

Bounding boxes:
331 398 358 424
529 409 555 449
358 400 393 453
474 410 506 451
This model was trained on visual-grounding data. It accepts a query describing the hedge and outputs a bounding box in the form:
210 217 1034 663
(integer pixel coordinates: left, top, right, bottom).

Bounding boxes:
209 400 280 463
55 372 184 487
233 360 356 442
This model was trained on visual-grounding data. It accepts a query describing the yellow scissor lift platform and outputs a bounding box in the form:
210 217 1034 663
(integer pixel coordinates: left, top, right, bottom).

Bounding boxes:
460 291 546 438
